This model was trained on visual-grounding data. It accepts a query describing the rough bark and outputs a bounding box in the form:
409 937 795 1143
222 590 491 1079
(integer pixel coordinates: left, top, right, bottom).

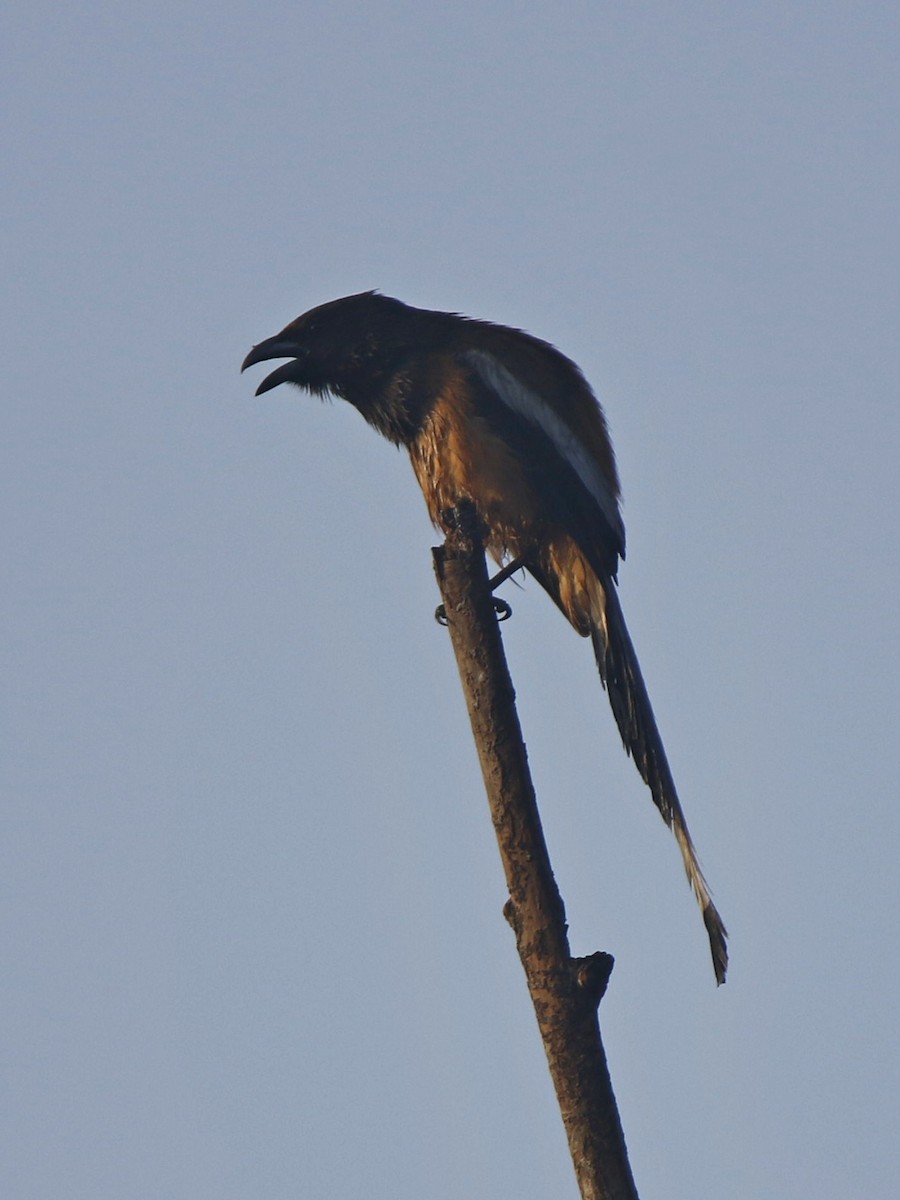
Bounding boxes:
433 509 639 1200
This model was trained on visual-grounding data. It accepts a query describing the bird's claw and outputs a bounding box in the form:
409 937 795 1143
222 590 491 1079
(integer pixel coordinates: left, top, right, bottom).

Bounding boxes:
435 597 512 626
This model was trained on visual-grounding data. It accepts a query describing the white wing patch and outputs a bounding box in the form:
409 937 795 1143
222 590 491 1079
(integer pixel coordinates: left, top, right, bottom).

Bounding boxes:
464 349 624 547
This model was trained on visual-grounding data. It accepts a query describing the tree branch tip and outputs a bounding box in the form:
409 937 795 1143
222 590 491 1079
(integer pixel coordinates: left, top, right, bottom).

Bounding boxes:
572 952 615 1006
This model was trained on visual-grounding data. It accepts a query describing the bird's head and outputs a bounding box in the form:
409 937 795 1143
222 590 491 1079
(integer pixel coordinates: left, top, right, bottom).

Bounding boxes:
241 290 421 402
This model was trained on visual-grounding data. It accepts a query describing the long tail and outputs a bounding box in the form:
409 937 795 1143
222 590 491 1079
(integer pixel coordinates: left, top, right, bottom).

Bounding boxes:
591 580 728 984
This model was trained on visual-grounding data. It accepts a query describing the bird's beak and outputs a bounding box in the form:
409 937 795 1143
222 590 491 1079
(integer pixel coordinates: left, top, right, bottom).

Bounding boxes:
241 336 306 395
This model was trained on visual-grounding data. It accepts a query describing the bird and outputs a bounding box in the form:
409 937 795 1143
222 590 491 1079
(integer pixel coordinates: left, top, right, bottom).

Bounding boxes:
242 290 728 983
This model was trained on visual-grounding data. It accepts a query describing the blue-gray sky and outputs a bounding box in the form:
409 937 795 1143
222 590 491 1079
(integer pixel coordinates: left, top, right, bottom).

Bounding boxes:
5 3 898 1197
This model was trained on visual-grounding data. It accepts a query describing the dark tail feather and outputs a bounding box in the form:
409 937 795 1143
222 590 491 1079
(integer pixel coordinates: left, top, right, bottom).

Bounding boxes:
591 582 728 984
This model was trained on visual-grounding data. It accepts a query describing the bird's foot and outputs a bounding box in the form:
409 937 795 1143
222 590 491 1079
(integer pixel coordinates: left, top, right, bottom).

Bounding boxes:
435 596 511 626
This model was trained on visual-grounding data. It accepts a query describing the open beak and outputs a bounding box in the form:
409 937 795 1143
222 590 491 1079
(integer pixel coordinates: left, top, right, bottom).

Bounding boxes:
241 336 305 395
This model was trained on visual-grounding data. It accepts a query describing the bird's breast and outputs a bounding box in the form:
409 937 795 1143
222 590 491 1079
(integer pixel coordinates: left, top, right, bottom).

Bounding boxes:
407 375 541 562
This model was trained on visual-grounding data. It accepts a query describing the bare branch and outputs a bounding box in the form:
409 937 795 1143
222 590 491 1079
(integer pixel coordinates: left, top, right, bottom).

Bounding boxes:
433 505 639 1200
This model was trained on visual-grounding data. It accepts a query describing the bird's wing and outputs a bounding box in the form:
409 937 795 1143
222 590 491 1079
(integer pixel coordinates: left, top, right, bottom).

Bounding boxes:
461 348 625 578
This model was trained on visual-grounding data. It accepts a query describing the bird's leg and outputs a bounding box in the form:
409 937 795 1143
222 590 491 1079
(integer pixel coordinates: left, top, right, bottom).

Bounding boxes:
488 556 527 592
434 555 522 626
434 507 520 625
481 556 527 621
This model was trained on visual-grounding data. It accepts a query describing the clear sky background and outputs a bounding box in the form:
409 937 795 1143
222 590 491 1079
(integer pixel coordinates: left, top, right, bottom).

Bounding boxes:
5 4 899 1198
